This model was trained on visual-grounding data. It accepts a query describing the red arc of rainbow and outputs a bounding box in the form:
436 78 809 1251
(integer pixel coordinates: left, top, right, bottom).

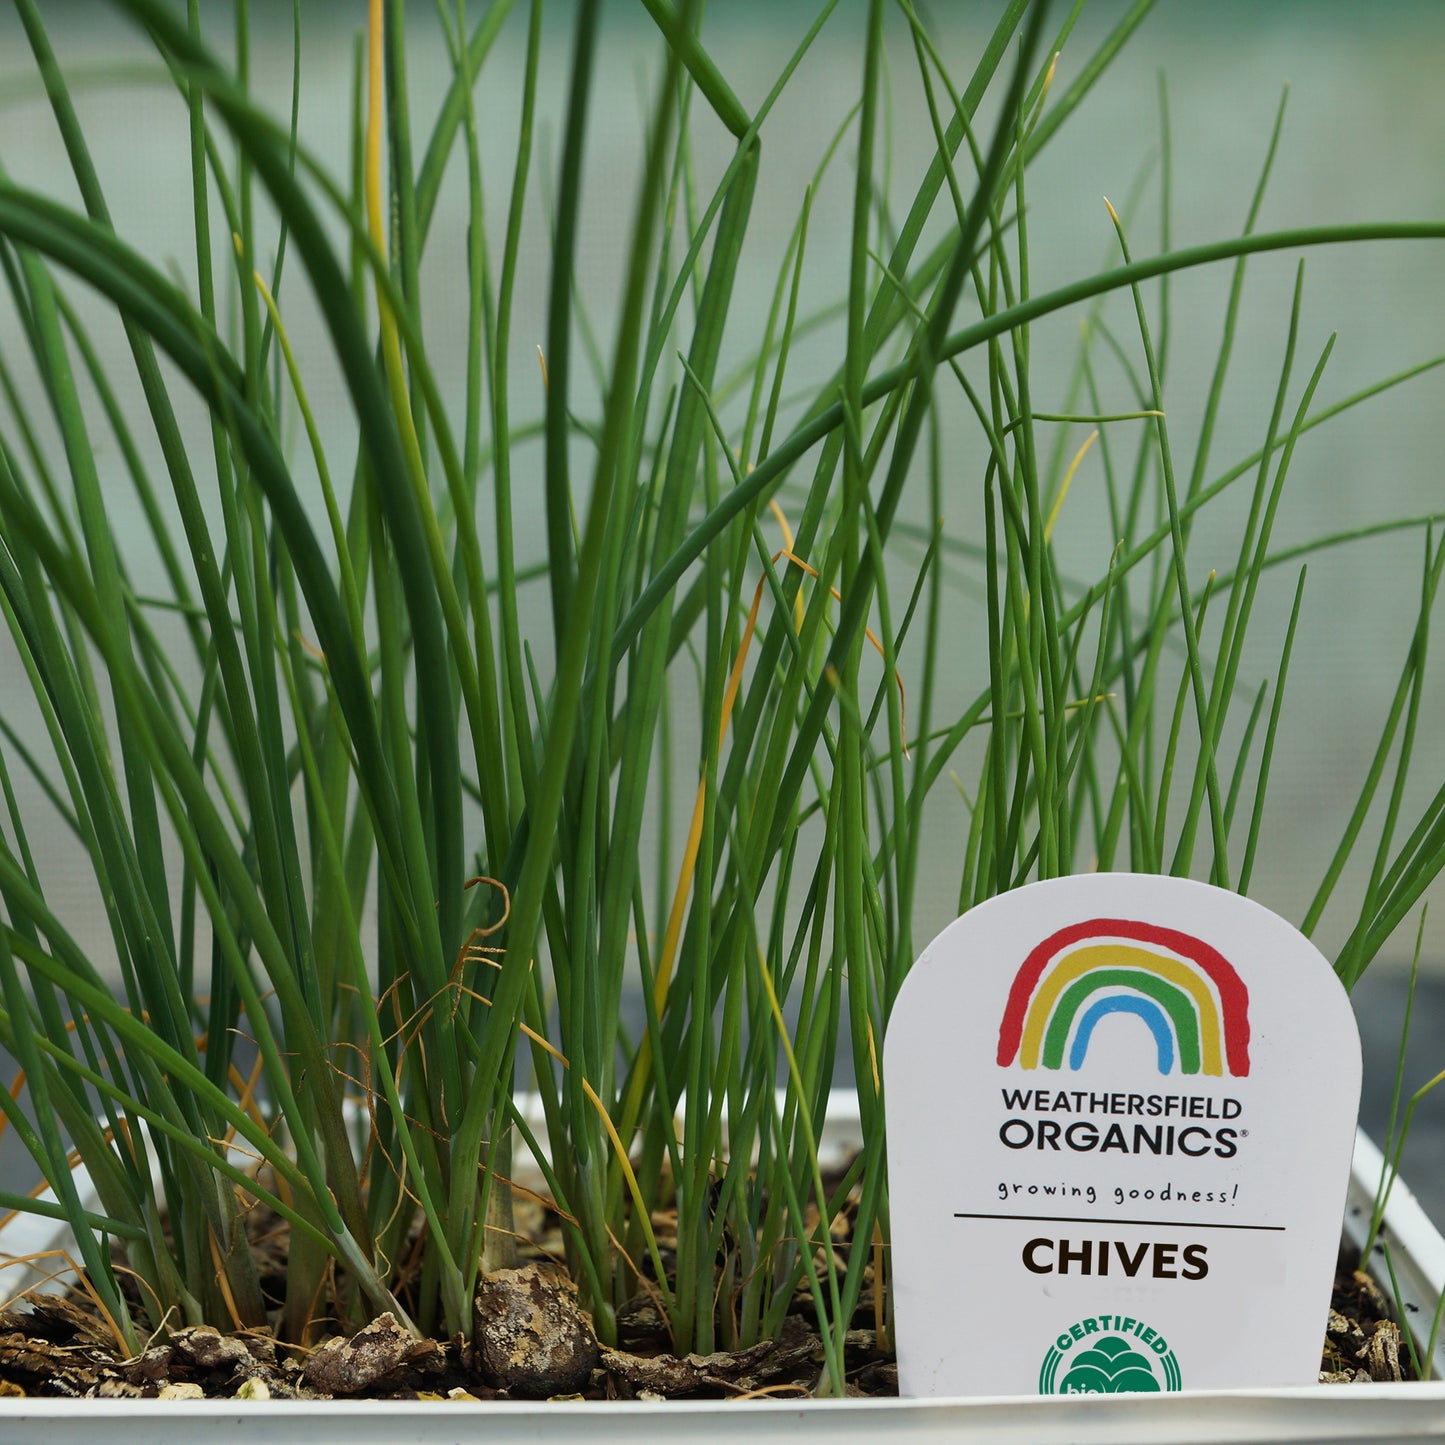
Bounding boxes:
996 917 1251 1077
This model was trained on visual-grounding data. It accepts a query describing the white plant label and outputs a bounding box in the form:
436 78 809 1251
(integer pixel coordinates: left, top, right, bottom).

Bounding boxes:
884 874 1361 1397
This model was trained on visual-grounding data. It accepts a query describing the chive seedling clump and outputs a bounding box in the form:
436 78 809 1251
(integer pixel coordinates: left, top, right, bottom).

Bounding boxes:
0 0 1442 1398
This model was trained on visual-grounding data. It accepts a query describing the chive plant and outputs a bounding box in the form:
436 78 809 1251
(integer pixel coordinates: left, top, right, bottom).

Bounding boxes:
1 0 1444 1397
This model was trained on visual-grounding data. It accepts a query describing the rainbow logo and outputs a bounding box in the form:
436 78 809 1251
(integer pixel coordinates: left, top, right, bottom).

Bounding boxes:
996 918 1250 1078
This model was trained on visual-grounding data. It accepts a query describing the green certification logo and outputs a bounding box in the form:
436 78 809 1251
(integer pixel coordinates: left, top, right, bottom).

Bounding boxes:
1039 1314 1182 1394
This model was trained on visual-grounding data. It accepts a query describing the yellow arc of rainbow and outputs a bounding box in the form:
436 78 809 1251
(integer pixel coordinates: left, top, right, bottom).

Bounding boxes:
1019 942 1224 1074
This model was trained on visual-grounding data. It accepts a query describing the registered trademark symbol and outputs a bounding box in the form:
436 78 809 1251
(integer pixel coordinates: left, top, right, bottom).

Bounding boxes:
1241 1129 1249 1138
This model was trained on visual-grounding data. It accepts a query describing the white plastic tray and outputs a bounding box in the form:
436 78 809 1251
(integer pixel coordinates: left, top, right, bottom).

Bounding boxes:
3 1095 1444 1442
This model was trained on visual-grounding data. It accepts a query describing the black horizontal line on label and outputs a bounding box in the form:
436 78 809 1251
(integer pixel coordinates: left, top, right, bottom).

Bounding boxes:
953 1211 1285 1232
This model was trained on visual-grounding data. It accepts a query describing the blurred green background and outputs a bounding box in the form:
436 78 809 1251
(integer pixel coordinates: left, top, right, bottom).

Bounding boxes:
1 0 1443 1209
